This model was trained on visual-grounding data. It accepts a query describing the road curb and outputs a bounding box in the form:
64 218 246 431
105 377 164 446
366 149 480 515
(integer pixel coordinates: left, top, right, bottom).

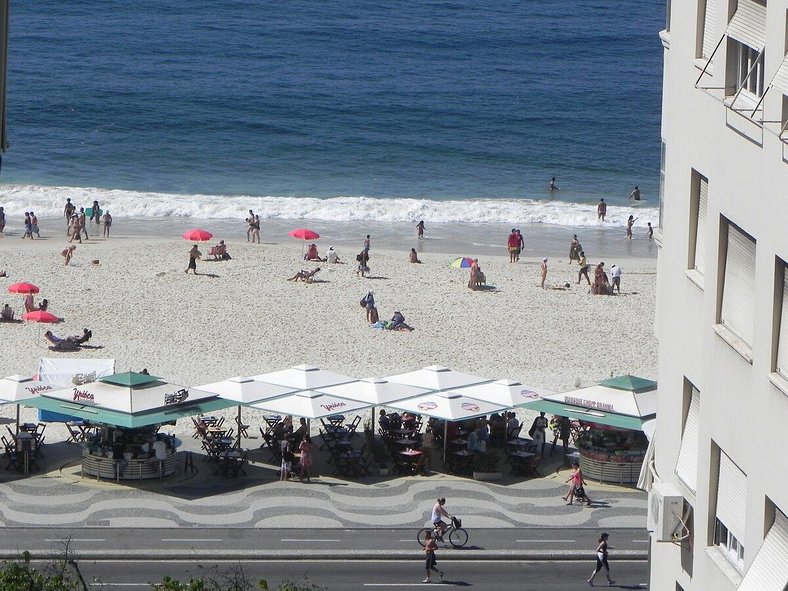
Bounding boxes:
4 550 649 562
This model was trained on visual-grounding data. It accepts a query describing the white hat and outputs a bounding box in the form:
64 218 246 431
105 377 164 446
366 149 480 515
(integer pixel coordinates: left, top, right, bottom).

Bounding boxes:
543 257 548 262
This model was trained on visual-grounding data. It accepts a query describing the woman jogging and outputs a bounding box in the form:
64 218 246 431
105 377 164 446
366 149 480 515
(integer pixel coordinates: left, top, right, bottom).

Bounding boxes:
421 530 444 583
588 532 614 586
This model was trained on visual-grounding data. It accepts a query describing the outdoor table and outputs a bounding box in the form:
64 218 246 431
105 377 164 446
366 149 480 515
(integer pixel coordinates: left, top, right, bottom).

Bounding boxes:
398 448 423 457
507 438 534 449
264 415 282 428
509 450 535 459
392 438 419 446
390 428 417 437
327 415 345 427
394 448 426 475
200 416 219 426
449 449 475 476
449 438 468 446
20 423 37 433
14 433 35 475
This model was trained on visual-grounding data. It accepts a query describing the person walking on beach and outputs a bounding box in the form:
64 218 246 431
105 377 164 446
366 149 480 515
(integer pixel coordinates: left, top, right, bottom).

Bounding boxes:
186 244 201 274
30 212 41 238
540 258 548 289
21 212 32 239
78 208 89 240
422 531 444 583
549 177 560 191
416 220 425 239
569 234 581 264
628 186 641 201
245 210 255 242
103 211 112 237
363 234 371 252
626 215 637 239
577 251 591 285
64 198 75 227
597 199 607 221
0 206 5 235
588 533 614 586
516 230 525 262
507 229 518 263
646 222 653 239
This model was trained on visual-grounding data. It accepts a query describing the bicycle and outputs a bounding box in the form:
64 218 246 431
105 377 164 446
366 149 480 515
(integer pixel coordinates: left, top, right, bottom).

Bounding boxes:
417 515 468 548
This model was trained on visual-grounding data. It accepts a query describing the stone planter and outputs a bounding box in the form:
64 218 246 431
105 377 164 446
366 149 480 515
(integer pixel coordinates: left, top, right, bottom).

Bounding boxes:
473 471 503 482
378 467 390 477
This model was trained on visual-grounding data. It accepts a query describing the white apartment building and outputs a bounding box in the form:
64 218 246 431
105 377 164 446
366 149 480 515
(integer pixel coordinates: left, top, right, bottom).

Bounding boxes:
649 0 788 589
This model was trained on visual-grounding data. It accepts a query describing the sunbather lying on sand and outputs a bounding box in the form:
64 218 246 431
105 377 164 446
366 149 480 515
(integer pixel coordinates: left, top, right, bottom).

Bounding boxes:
45 328 92 347
287 268 321 283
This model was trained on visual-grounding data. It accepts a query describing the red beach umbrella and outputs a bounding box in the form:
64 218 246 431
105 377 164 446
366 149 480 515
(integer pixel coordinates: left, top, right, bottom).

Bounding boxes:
22 310 60 323
288 228 320 241
182 228 213 242
7 282 39 295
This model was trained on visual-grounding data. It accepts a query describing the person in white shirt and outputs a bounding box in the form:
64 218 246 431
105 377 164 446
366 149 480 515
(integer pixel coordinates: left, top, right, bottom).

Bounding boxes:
326 246 341 264
610 264 622 294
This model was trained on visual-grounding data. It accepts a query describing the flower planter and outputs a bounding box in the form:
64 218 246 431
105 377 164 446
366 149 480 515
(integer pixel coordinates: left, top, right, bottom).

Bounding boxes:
473 471 502 481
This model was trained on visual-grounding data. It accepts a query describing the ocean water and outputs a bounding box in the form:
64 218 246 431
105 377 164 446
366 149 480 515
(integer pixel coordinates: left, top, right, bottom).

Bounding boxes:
1 0 664 230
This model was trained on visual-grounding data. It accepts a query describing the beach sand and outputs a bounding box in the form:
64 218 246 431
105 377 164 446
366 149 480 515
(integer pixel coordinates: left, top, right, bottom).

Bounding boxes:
0 224 657 439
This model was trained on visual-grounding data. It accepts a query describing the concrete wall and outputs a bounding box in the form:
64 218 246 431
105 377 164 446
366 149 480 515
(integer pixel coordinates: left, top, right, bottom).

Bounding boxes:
652 0 788 589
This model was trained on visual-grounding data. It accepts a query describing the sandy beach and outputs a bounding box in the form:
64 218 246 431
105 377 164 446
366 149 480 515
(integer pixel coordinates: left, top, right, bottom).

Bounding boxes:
0 222 657 439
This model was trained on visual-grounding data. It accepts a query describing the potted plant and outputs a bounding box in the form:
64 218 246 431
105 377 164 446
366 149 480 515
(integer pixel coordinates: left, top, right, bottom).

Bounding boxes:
472 450 503 481
368 434 391 476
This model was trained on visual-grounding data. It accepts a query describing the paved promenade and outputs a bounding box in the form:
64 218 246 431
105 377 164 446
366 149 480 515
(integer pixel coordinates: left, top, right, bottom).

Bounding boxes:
0 437 646 532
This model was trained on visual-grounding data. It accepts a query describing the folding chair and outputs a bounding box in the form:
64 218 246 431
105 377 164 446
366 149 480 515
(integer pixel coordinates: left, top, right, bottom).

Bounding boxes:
345 415 362 439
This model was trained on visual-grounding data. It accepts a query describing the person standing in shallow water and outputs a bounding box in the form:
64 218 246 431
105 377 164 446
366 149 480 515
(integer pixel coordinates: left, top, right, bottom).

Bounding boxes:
416 220 425 239
597 199 607 221
549 176 560 191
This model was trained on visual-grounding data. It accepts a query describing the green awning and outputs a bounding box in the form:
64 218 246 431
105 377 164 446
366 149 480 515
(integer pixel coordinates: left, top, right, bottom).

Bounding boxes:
521 399 650 431
599 375 656 393
100 371 162 387
22 395 237 429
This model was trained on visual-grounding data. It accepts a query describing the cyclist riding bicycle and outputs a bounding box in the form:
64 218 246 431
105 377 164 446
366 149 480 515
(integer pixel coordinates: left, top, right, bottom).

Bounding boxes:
431 497 450 540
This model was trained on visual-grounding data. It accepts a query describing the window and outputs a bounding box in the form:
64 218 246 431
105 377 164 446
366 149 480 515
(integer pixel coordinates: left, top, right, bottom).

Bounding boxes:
665 0 672 33
719 221 756 349
689 171 708 275
737 509 788 591
675 384 700 494
723 0 767 101
715 519 746 570
659 141 666 229
776 260 788 379
715 450 747 572
698 0 717 59
731 40 765 98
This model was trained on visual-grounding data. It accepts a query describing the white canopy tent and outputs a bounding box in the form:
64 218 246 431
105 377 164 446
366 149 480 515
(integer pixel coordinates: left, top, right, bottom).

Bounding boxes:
317 377 433 431
387 390 507 460
251 365 357 391
385 365 492 391
251 390 372 420
452 378 549 408
195 376 298 448
0 374 57 431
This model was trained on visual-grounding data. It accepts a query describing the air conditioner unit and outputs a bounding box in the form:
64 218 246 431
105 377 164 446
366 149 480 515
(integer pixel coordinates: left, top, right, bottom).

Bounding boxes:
647 482 684 542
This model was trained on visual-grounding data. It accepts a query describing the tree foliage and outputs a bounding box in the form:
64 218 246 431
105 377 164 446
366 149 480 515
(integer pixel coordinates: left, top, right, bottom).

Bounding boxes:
0 554 323 591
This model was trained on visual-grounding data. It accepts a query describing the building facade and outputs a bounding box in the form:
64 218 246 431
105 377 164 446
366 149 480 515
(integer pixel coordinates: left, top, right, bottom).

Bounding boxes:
651 0 788 589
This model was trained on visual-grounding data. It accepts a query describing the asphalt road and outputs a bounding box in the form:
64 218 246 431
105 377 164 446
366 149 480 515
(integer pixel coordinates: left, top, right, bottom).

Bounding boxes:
1 527 650 560
72 559 649 590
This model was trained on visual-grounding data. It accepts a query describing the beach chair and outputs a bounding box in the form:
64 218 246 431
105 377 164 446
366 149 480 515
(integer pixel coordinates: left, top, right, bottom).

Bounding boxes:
208 243 226 260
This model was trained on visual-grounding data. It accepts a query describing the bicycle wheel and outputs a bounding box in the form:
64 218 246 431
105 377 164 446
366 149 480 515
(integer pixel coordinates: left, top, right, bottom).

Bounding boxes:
417 528 432 547
449 527 469 548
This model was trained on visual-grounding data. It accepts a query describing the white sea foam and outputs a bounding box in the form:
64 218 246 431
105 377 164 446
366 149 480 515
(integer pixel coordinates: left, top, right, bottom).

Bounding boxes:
0 184 659 228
